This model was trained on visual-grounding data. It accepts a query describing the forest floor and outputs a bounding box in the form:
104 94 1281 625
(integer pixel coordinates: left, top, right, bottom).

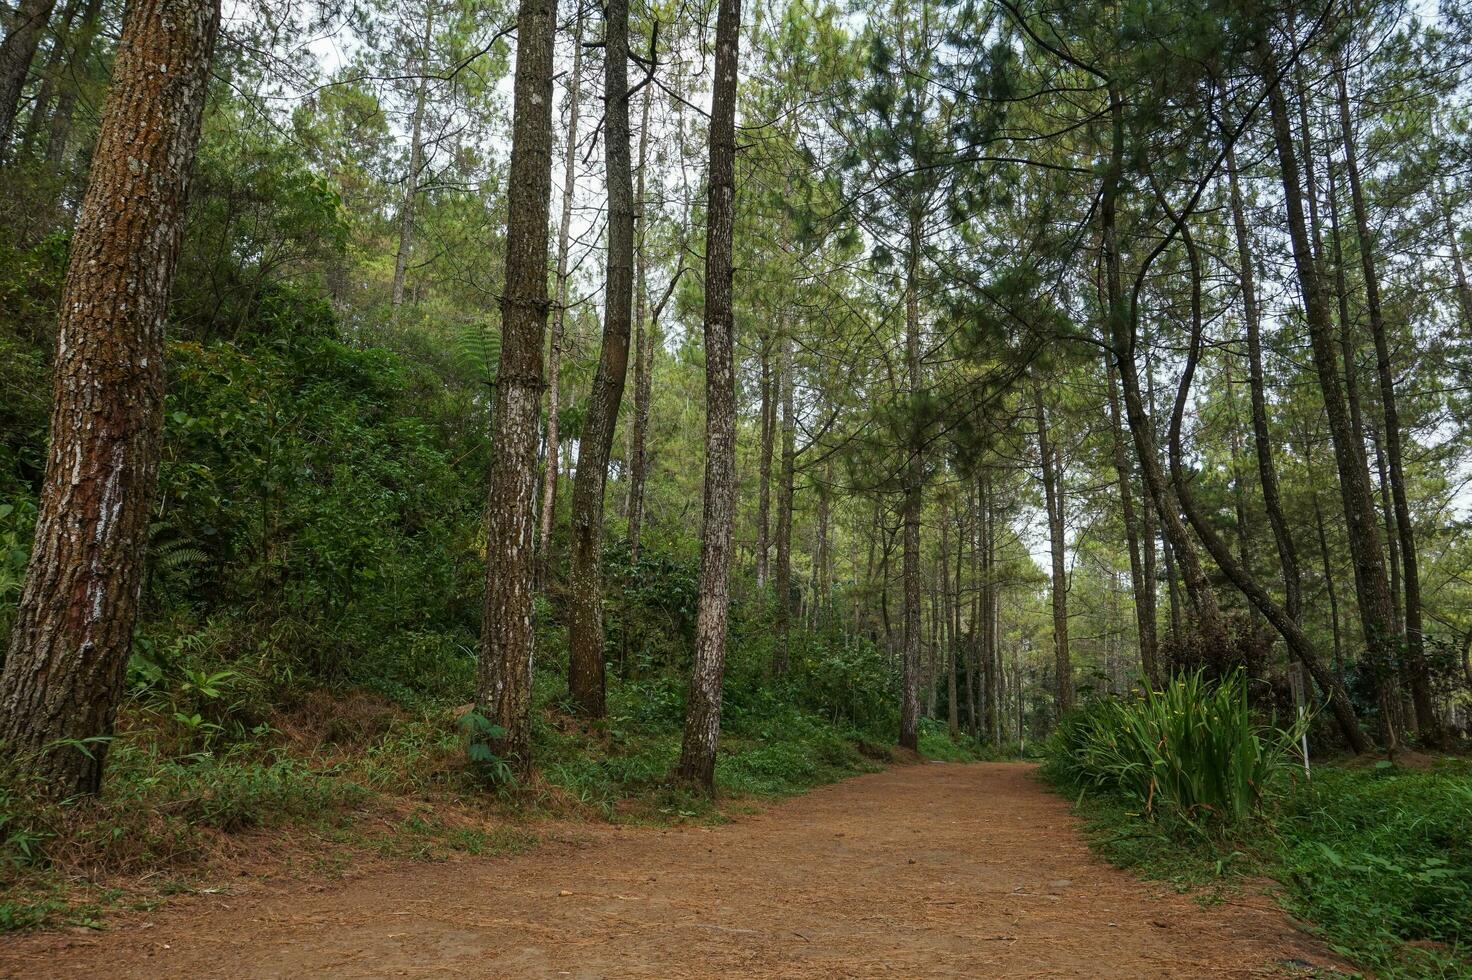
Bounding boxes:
0 762 1345 979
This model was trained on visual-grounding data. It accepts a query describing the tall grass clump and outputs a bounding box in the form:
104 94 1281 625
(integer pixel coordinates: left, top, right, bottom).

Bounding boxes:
1047 670 1306 829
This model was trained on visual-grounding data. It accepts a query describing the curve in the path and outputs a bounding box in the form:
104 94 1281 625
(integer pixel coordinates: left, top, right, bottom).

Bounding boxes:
0 762 1341 978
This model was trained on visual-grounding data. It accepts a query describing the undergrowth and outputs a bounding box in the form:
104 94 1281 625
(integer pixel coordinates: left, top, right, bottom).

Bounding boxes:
1045 677 1472 978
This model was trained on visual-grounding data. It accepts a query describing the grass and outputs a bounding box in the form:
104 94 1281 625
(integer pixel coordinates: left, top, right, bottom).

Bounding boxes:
1048 756 1472 978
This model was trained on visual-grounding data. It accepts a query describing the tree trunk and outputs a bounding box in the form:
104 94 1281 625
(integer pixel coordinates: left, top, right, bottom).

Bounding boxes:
0 0 60 155
1225 134 1302 625
1333 57 1439 744
1034 381 1073 714
566 0 635 720
17 0 79 151
0 0 220 796
43 0 100 165
1258 37 1403 750
391 13 431 316
675 0 740 791
1099 84 1222 666
942 500 958 736
625 80 655 560
476 0 556 775
1312 488 1345 680
773 329 794 676
1104 351 1157 685
755 332 773 588
1168 215 1371 753
535 4 585 581
899 212 923 751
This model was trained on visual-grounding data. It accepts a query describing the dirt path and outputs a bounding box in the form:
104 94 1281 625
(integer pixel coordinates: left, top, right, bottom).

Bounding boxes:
1 763 1340 978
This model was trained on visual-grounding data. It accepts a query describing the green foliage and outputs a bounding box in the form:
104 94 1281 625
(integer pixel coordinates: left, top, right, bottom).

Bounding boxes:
1046 671 1307 829
1274 764 1472 976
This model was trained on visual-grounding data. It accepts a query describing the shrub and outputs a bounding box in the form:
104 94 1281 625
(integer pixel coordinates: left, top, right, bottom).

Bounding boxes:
1047 670 1306 829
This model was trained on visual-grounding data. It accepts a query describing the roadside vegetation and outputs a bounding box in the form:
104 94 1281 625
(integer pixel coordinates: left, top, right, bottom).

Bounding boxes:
1045 674 1472 978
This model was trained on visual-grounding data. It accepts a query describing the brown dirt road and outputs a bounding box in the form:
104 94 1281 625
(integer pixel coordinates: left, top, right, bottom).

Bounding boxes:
0 762 1343 978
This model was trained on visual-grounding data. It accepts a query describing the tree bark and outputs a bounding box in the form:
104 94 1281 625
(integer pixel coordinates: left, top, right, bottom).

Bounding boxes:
1332 56 1439 744
476 0 556 775
566 0 635 719
0 0 220 795
675 0 740 791
942 500 958 736
535 3 586 581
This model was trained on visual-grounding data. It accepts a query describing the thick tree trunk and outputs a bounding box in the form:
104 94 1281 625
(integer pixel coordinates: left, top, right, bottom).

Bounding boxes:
1104 352 1157 685
535 4 585 581
0 0 220 795
476 0 556 775
0 0 60 154
625 81 654 560
773 329 794 676
899 214 923 751
1333 58 1439 744
1258 38 1403 750
566 0 635 719
675 0 740 791
1034 382 1073 714
1225 136 1302 625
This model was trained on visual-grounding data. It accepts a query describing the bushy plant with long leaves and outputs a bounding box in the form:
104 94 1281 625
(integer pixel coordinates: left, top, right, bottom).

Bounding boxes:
1049 670 1307 829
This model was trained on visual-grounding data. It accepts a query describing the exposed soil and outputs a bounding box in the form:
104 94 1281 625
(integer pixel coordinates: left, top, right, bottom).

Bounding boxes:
0 762 1345 978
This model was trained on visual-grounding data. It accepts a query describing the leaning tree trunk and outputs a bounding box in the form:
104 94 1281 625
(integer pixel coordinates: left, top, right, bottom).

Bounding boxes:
1257 36 1404 751
1100 85 1223 666
675 0 740 791
475 0 556 775
773 329 795 676
898 211 924 752
0 0 220 796
1034 381 1073 714
535 3 585 581
1167 216 1371 753
1333 56 1440 745
566 0 635 720
1225 134 1302 625
0 0 60 155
